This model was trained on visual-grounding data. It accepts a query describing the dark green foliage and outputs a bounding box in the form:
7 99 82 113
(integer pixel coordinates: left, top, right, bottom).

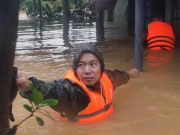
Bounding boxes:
35 116 44 126
9 84 58 134
41 2 62 19
16 84 58 126
19 0 62 18
20 0 36 16
19 0 95 22
23 104 33 112
71 0 95 23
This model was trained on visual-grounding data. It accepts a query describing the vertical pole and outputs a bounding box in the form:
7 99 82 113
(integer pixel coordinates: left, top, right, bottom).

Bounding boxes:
135 0 144 71
0 0 19 134
62 0 70 24
62 0 70 45
33 0 37 17
38 0 42 48
95 10 104 41
171 0 175 26
128 0 135 36
38 0 42 20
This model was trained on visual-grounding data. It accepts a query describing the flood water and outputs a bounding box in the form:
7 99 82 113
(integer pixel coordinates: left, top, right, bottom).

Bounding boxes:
12 19 180 135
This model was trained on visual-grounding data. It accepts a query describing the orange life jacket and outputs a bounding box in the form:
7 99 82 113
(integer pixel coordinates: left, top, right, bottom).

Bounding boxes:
147 21 175 50
59 69 114 123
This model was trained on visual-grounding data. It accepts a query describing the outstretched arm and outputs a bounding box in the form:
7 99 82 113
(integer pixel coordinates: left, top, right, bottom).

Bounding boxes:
127 68 140 79
105 68 140 90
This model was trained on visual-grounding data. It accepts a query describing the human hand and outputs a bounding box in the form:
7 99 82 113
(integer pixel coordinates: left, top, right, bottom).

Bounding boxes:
16 71 32 92
127 68 140 79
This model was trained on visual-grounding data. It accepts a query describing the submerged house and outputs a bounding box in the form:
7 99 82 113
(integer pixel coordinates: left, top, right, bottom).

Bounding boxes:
93 0 180 70
101 0 180 41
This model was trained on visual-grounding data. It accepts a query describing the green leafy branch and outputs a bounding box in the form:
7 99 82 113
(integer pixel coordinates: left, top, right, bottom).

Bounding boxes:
20 83 58 126
9 84 58 135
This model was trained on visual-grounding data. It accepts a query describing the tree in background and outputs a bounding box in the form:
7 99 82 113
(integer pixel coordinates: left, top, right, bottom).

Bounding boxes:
19 0 95 22
71 0 95 23
19 0 63 19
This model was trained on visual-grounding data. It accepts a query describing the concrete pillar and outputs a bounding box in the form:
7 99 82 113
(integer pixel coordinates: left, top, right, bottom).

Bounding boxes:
135 0 144 71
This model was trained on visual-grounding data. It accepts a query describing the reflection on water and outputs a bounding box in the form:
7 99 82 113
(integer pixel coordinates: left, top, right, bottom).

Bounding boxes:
144 50 175 76
16 20 96 62
13 20 180 135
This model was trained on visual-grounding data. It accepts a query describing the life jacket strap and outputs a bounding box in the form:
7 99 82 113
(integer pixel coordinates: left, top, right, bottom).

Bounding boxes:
60 102 112 121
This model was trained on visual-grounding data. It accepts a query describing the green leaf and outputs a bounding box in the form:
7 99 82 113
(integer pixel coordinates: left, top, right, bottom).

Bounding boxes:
35 116 44 126
39 99 58 107
29 84 43 106
23 104 33 113
19 92 33 105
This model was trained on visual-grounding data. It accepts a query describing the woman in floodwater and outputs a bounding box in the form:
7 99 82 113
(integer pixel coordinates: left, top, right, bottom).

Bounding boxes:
16 44 140 123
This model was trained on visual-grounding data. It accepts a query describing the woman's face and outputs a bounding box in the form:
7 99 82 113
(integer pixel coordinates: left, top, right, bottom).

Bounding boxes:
76 53 101 87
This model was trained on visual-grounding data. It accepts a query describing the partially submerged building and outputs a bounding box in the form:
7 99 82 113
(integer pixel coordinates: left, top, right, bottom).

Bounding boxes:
102 0 180 39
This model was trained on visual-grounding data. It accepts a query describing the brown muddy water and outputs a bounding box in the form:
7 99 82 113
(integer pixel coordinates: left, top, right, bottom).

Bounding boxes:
11 20 180 135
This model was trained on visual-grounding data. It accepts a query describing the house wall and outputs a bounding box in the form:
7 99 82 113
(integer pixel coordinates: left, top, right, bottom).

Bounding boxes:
104 0 129 39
